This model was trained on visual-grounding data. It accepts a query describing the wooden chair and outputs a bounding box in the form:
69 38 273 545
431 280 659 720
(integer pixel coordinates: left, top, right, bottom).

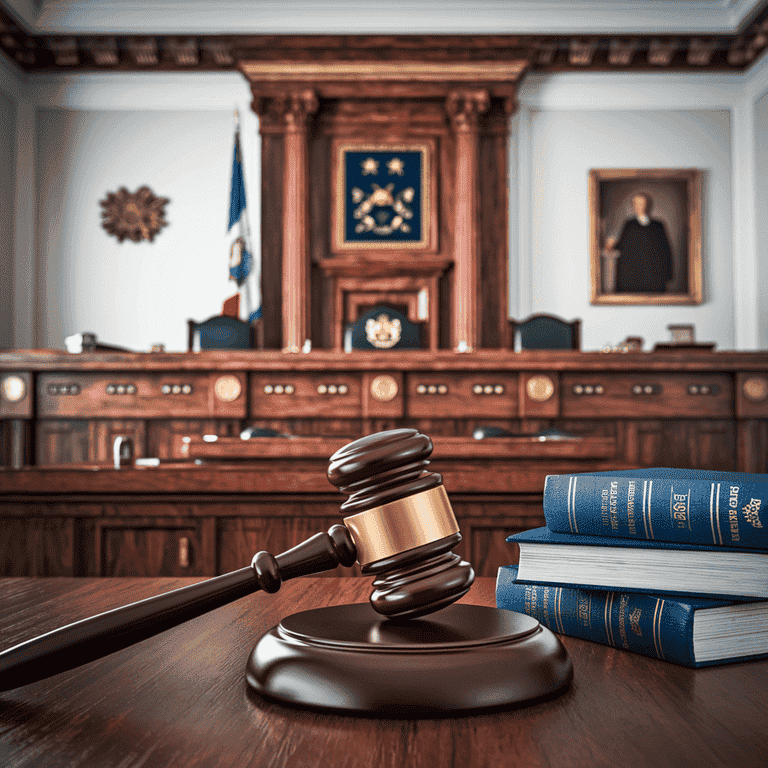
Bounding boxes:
187 316 253 351
344 306 424 351
509 314 581 350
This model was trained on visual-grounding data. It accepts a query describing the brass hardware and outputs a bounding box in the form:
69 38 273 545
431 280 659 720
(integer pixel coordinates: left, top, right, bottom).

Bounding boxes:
370 375 399 402
1 375 26 403
526 375 555 402
631 383 661 395
343 485 459 567
214 375 241 402
743 376 768 402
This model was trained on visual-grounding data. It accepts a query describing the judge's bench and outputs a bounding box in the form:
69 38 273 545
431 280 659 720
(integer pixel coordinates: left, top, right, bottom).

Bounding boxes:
2 347 767 579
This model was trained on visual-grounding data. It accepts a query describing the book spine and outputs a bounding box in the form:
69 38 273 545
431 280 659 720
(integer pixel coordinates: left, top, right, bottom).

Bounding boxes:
543 474 768 549
496 566 697 667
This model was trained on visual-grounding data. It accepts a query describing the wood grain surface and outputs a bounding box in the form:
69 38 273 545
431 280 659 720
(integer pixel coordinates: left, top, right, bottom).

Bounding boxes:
1 577 766 768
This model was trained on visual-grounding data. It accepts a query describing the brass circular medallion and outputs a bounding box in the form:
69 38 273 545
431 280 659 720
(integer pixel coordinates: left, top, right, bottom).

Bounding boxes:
214 375 242 402
1 375 26 403
99 186 169 243
370 375 398 402
743 376 768 403
526 375 555 402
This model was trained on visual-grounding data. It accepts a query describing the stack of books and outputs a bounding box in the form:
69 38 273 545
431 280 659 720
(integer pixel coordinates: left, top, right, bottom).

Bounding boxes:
496 468 768 667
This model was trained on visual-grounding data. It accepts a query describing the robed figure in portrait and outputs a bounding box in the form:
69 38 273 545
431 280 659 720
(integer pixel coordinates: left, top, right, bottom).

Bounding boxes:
605 193 674 293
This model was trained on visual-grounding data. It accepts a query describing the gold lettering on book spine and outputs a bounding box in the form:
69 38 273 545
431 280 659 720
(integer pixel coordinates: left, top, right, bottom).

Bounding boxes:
710 482 723 546
652 599 666 660
743 498 763 529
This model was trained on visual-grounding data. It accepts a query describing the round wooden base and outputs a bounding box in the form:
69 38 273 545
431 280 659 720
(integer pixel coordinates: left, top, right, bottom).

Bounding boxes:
246 603 573 715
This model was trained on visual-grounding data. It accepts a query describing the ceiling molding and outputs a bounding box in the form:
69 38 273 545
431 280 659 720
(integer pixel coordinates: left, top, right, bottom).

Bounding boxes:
1 1 767 75
10 0 768 36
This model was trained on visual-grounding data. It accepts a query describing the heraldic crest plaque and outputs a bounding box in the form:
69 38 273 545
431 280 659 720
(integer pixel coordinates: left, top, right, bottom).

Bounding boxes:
333 143 432 251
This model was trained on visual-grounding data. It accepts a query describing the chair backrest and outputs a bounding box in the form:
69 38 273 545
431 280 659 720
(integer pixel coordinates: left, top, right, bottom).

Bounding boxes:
510 314 581 350
187 316 252 350
344 306 422 351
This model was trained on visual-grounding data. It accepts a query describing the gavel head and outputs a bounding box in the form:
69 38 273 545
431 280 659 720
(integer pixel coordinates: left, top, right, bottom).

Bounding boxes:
327 428 475 620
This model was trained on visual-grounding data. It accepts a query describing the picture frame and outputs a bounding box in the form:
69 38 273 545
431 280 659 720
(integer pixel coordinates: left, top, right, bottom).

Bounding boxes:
331 139 436 254
589 168 703 305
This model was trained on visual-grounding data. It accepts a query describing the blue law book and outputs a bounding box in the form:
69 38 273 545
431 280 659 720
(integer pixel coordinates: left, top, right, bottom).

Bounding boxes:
542 468 768 550
507 527 768 599
496 565 768 668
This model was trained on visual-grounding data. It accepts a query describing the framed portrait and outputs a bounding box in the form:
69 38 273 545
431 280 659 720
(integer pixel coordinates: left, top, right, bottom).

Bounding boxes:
589 168 703 305
331 139 436 254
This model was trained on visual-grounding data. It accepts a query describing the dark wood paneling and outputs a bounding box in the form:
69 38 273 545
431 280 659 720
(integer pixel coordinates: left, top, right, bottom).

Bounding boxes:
0 516 75 576
37 372 247 418
35 419 90 466
407 372 518 418
561 372 733 419
83 513 216 577
478 114 511 349
250 372 361 417
218 511 361 576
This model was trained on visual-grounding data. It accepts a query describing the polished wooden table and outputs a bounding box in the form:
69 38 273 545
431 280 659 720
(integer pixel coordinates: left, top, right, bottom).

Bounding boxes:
1 576 766 768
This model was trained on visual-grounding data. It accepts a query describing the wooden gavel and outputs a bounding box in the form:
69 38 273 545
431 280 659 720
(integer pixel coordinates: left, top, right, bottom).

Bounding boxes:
0 429 474 692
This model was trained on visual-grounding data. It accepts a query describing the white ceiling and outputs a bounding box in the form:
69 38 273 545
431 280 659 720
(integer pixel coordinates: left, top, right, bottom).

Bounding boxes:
5 0 767 36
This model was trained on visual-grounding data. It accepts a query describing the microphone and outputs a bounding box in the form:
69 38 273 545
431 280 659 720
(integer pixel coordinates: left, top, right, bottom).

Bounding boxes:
0 429 473 691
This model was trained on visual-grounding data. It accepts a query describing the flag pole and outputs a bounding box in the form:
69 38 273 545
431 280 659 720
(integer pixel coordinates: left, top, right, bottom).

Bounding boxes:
235 108 257 321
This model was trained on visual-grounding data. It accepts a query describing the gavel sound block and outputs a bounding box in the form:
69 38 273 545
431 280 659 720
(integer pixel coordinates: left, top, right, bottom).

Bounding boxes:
247 429 572 713
0 429 572 715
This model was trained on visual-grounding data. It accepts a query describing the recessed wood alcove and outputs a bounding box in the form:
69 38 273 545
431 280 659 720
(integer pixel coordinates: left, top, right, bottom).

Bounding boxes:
239 47 528 352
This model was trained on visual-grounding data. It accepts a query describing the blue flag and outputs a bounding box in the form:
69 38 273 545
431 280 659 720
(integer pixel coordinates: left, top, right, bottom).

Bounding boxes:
227 122 261 321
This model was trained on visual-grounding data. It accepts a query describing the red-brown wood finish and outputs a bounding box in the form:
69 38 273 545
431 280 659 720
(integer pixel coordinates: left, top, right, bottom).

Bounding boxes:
0 576 766 768
241 54 521 351
2 349 767 578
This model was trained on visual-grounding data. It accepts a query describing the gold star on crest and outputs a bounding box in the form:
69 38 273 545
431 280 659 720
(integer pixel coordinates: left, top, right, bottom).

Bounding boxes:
387 157 405 175
361 157 379 175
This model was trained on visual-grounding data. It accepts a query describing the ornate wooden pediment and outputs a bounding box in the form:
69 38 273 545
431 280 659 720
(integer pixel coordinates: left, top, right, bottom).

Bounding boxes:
241 43 520 352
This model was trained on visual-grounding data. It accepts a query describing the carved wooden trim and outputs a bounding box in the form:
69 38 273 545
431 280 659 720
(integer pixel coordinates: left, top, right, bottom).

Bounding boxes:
447 90 489 352
239 60 528 83
278 90 318 353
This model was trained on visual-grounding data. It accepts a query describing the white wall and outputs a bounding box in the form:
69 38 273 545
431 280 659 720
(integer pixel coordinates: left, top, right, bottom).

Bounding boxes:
7 64 767 352
32 73 259 352
0 87 17 349
754 87 768 350
513 72 761 351
518 107 732 351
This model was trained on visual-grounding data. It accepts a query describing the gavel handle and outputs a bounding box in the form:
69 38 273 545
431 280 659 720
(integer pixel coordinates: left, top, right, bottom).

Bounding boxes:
0 525 357 692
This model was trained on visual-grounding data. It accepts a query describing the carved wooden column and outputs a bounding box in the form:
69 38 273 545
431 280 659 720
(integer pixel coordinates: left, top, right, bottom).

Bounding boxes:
279 89 318 353
447 89 488 352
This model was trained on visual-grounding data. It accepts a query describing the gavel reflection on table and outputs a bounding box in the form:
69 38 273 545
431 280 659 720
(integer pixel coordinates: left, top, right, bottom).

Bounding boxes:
0 429 572 714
